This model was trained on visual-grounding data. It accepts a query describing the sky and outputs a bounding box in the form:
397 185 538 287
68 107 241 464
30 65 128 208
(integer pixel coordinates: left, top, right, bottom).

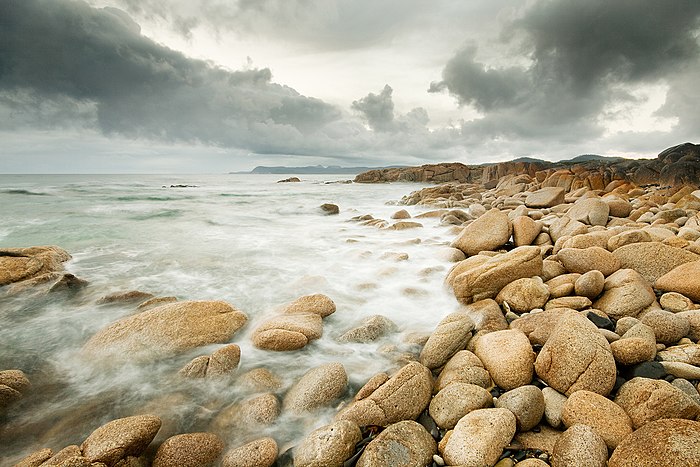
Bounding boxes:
1 0 699 173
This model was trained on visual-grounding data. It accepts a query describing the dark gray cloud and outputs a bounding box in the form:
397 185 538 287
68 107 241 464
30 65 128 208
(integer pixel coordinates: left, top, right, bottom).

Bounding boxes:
432 0 700 142
351 85 395 132
0 0 344 156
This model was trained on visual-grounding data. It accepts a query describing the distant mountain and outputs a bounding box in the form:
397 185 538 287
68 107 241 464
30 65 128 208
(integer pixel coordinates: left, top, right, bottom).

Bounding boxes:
510 156 547 163
233 165 407 174
561 154 626 163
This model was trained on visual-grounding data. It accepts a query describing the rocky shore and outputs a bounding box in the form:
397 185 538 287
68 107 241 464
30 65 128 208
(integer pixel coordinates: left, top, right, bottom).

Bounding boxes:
3 143 700 467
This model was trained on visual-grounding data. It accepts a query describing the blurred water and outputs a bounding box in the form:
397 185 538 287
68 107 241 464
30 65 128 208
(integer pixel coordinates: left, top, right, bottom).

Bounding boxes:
0 174 460 462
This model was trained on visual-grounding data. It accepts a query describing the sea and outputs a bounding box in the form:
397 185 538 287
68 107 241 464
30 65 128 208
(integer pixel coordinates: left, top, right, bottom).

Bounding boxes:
0 174 460 462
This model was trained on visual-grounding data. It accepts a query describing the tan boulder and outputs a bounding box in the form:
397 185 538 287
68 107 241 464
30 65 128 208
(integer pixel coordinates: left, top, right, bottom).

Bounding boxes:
607 229 652 251
81 415 161 465
608 419 700 467
451 208 512 256
525 187 565 208
615 377 700 429
281 293 336 317
593 269 656 320
294 420 361 467
434 350 491 392
12 448 53 466
574 270 605 299
439 408 516 467
494 385 545 432
429 383 493 430
0 245 70 285
419 312 474 370
391 209 411 219
640 309 690 345
495 277 549 313
660 292 693 312
222 438 277 467
452 246 543 304
557 247 620 276
512 216 542 246
510 309 565 346
610 323 657 365
152 433 223 467
534 311 616 396
567 197 610 226
283 362 347 414
548 216 588 243
252 313 322 351
336 362 432 427
655 260 700 301
179 344 241 378
612 242 699 283
356 421 436 467
552 424 608 467
210 393 280 433
604 196 633 218
83 301 247 361
657 343 700 365
445 255 491 289
561 390 633 449
462 299 509 333
474 329 534 390
338 315 397 343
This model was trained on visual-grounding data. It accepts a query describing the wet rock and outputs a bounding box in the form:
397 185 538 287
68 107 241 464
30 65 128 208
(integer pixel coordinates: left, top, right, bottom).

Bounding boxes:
419 312 474 370
434 350 491 392
391 209 411 219
281 293 336 317
277 177 300 183
463 299 509 333
494 385 545 432
320 203 339 215
81 415 161 466
222 438 277 467
655 260 700 301
614 377 700 429
551 424 608 467
252 313 322 351
452 246 543 304
152 433 224 467
83 301 247 362
13 448 53 466
557 247 620 276
439 408 516 467
210 393 280 433
294 420 361 467
534 310 616 396
0 245 70 286
236 368 283 393
283 362 347 414
495 277 549 314
179 344 241 378
97 290 155 305
338 315 397 343
474 329 534 390
451 208 512 256
336 362 432 427
593 269 656 320
388 221 423 230
429 383 493 430
0 369 30 409
612 242 699 283
525 187 565 208
356 420 436 467
39 445 86 466
561 390 633 449
608 419 700 467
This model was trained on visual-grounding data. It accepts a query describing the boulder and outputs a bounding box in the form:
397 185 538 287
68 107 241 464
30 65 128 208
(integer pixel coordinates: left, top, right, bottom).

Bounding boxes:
561 390 633 449
451 208 512 256
283 362 347 414
210 393 280 433
452 246 543 304
419 312 474 370
512 216 542 246
179 344 241 378
294 420 361 467
81 415 161 465
429 383 493 430
608 419 700 467
607 229 652 251
610 323 657 365
434 351 491 392
614 377 700 429
548 216 588 243
474 329 534 390
534 311 616 396
655 260 700 301
593 269 656 320
612 242 699 283
494 385 545 432
83 301 247 361
222 438 277 467
567 197 610 226
152 433 224 467
439 408 516 467
495 277 549 313
338 315 397 343
356 421 436 467
640 309 690 345
281 293 336 317
557 247 620 276
336 362 432 427
574 270 605 299
0 245 70 285
252 313 322 351
320 203 339 215
551 424 608 467
509 309 565 346
525 187 565 208
542 387 567 428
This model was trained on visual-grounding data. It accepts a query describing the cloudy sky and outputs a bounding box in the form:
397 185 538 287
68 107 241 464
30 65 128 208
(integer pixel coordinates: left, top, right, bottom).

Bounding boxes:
1 0 699 173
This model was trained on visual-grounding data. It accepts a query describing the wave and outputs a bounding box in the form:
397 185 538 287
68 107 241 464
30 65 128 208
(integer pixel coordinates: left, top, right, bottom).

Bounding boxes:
1 189 49 196
115 195 179 202
129 209 183 220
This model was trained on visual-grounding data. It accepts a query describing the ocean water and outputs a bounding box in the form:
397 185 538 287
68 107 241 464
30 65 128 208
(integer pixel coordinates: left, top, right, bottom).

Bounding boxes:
0 174 460 462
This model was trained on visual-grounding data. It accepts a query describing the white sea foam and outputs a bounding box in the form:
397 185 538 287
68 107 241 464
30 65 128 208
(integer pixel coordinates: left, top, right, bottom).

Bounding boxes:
0 174 461 459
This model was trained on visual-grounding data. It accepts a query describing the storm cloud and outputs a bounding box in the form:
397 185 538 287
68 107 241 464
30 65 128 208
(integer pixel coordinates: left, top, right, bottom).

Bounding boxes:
0 0 346 155
431 0 700 141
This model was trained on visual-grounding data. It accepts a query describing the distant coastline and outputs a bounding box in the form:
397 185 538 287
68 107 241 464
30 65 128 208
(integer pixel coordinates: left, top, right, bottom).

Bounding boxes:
232 165 407 175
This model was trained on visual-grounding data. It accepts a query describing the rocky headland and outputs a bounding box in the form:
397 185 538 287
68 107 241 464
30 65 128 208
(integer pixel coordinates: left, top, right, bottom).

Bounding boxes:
3 142 700 467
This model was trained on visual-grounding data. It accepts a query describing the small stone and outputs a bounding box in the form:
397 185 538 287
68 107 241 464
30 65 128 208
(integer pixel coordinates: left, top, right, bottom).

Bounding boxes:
542 387 567 428
320 203 339 215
